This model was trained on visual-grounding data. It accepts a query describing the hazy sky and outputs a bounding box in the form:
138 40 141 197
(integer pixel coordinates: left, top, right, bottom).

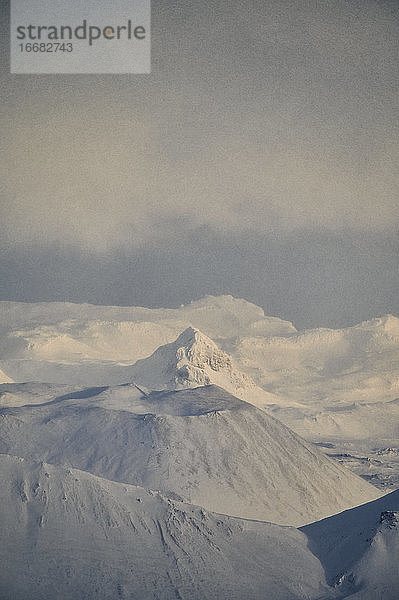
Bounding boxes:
1 0 398 328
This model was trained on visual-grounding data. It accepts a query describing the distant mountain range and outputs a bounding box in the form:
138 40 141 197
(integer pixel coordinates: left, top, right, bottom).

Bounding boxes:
1 296 399 598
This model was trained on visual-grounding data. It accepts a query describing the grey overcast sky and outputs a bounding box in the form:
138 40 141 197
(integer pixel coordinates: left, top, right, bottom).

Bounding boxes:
1 0 398 328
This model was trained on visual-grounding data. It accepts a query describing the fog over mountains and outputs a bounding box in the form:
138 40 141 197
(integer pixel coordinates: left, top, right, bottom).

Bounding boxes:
2 0 397 595
1 295 399 599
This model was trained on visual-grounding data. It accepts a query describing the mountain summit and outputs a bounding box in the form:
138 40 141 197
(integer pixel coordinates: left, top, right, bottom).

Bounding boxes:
130 326 279 406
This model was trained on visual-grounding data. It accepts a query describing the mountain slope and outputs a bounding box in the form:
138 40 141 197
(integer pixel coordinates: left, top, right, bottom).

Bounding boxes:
0 384 381 526
345 510 399 600
0 454 331 600
302 489 399 599
0 367 13 384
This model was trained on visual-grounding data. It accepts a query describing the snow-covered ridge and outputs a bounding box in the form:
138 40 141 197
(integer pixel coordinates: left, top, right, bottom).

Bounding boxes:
0 383 381 526
1 452 397 599
0 296 296 374
0 453 331 600
0 294 295 342
302 488 399 598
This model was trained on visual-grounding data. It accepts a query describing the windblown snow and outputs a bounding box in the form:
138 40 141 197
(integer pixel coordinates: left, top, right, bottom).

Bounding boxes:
1 295 399 599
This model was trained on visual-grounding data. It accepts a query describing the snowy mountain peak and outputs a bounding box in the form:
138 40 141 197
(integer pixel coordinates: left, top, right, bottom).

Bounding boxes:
130 327 288 408
356 314 399 336
130 326 247 392
0 368 13 384
175 325 212 346
174 326 232 372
